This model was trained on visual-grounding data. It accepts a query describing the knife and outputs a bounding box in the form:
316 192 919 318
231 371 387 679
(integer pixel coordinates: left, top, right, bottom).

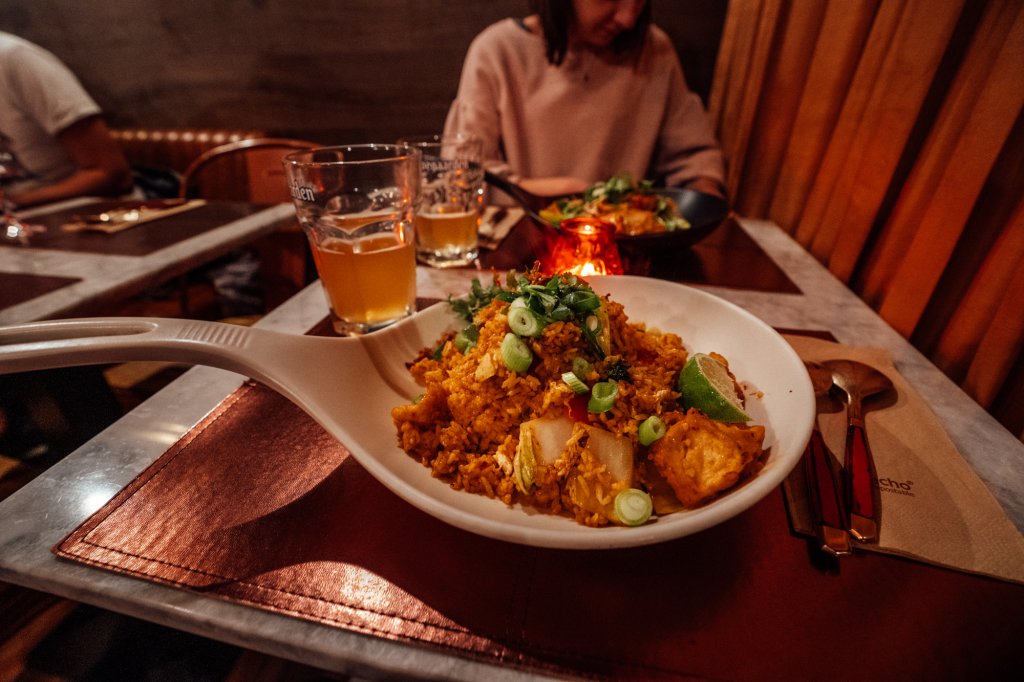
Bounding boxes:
803 362 851 556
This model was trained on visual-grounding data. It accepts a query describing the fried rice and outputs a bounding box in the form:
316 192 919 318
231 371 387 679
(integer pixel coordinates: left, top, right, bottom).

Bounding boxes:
392 270 765 527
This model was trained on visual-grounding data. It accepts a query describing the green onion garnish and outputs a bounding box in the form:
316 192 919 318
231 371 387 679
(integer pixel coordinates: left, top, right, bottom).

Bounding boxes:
501 333 532 373
572 356 593 379
454 325 479 353
508 305 545 337
614 488 653 526
588 381 618 413
561 371 589 394
638 415 666 446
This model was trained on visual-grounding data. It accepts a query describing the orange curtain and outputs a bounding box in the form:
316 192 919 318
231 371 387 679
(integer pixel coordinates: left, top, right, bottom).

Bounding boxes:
710 0 1024 440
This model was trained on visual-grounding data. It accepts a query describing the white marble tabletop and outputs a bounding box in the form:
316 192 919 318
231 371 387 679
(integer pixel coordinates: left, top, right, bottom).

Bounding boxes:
0 217 1020 681
0 197 295 325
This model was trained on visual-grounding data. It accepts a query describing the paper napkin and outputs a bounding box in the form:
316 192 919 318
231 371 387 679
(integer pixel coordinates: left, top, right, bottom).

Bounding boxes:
783 335 1024 584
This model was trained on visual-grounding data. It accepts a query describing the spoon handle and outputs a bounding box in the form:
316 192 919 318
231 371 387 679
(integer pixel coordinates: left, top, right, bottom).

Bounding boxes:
844 421 879 542
0 317 274 385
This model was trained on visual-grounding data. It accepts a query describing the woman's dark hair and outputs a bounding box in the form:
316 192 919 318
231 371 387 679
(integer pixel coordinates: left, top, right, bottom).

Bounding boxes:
529 0 652 65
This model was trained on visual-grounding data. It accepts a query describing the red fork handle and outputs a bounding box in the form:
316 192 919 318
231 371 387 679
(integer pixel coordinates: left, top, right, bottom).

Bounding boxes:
844 422 879 542
803 429 850 555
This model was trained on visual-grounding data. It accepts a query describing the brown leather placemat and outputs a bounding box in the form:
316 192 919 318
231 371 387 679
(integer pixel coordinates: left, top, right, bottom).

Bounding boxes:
54 386 1023 678
480 215 801 294
0 271 81 309
24 200 269 255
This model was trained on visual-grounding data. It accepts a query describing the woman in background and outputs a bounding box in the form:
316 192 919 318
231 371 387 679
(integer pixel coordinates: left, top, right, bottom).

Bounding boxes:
444 0 725 199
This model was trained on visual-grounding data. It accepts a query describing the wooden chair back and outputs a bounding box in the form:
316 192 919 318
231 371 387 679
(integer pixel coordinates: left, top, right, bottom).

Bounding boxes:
179 138 318 203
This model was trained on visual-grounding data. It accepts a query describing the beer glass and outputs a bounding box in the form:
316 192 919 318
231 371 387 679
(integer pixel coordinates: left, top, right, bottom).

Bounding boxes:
399 133 483 267
283 144 419 335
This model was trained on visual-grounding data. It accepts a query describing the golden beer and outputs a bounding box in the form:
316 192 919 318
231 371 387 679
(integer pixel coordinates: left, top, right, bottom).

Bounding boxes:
414 207 479 253
311 233 416 331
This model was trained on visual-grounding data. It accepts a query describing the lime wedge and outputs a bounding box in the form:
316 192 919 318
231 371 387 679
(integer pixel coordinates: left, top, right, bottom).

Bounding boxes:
677 353 751 422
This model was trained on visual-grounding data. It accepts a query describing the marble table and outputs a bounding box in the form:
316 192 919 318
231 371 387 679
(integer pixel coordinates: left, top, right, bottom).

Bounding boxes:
0 197 295 324
0 217 1020 680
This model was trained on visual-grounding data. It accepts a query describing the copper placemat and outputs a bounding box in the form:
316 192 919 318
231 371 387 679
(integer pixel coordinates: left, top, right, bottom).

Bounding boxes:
55 386 1022 678
0 271 81 309
24 200 270 255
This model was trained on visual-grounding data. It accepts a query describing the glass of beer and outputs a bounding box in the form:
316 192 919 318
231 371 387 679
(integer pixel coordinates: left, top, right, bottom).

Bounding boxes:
283 144 419 335
398 133 484 268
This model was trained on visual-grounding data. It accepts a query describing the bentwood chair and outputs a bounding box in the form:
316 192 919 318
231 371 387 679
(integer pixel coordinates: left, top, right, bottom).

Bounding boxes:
179 137 317 203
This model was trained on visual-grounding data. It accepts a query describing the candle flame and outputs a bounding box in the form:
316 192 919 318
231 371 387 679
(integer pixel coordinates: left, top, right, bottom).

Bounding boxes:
572 261 605 277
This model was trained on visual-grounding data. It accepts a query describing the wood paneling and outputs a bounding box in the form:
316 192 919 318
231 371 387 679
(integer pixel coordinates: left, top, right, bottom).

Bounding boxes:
0 0 726 145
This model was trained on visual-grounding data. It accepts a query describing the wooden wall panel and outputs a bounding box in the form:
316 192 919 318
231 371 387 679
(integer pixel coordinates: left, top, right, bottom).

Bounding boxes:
0 0 727 146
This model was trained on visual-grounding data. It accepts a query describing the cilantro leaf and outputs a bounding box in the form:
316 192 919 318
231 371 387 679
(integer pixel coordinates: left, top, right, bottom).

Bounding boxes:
448 278 503 324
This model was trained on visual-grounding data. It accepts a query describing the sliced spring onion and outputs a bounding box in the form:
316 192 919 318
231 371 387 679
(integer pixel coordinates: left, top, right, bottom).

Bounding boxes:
588 381 618 413
638 415 666 446
581 307 610 358
454 325 479 353
508 305 545 337
501 332 532 373
614 488 653 526
412 393 425 405
561 371 589 394
572 356 593 379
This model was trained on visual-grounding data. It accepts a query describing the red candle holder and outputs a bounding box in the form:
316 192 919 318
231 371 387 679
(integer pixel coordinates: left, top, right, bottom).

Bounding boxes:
542 217 624 276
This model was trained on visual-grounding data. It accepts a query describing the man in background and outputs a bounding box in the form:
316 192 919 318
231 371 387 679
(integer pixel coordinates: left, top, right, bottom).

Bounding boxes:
0 30 133 208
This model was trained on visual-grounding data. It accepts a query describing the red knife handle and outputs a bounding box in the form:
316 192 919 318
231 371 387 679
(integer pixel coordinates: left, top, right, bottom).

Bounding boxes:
844 422 878 541
805 429 846 530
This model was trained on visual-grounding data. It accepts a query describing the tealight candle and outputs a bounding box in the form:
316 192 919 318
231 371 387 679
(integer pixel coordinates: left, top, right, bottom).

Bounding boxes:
543 217 623 276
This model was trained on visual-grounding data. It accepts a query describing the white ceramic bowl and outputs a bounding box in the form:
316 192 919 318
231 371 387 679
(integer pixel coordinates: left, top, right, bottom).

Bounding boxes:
357 275 815 549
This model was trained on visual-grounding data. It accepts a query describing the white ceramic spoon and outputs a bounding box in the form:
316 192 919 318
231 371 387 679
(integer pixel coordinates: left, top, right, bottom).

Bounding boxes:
0 276 815 549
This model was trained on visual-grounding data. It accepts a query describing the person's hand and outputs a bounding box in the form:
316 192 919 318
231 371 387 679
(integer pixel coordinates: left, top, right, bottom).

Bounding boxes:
520 176 590 197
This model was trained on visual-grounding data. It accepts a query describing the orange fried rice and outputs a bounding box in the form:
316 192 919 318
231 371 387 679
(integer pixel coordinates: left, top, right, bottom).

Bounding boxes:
392 270 764 527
